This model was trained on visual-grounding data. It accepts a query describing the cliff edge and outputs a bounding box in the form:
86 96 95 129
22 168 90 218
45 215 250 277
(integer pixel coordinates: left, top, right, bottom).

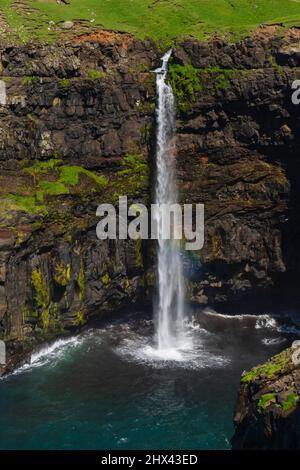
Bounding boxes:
231 341 300 449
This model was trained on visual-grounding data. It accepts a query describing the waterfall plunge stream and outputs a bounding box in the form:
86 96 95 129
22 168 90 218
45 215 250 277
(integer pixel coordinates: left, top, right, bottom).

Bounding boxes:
154 50 190 358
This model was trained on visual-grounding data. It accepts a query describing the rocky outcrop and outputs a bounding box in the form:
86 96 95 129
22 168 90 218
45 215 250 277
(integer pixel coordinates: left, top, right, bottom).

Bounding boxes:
1 30 300 372
231 341 300 449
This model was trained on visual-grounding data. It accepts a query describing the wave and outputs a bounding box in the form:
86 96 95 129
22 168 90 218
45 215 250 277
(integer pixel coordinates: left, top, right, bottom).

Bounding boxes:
3 306 300 379
30 335 84 365
193 308 300 336
262 337 286 346
4 331 94 379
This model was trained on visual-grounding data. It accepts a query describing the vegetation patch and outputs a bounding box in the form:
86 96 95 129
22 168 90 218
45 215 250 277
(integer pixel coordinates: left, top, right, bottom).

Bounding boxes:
74 308 86 327
101 273 111 286
282 393 299 412
22 304 31 323
1 1 300 44
31 268 50 309
4 194 46 214
78 258 85 302
242 349 291 383
53 261 71 286
268 55 284 75
22 76 40 86
256 391 299 413
135 238 144 269
25 159 108 192
31 268 51 331
59 165 108 189
86 69 106 80
113 153 149 200
168 64 203 110
168 64 237 110
24 158 61 176
0 159 108 218
257 393 277 411
211 233 222 259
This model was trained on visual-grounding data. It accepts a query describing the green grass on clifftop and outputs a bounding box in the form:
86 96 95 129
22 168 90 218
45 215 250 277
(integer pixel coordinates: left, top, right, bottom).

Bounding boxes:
1 1 300 44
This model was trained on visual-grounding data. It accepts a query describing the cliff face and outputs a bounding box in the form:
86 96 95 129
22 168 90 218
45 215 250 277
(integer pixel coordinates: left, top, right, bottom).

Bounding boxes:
0 30 300 372
0 35 158 373
231 341 300 449
174 32 300 307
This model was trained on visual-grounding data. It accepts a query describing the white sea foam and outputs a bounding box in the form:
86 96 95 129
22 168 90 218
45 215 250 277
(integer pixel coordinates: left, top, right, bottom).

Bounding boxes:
30 335 83 365
114 329 229 370
196 308 300 334
255 315 278 330
262 337 285 346
3 307 299 380
6 331 94 378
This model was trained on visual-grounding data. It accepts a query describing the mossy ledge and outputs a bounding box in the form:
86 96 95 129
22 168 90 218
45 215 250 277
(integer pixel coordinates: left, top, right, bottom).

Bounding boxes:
232 344 300 448
241 348 292 383
168 64 239 111
0 159 109 222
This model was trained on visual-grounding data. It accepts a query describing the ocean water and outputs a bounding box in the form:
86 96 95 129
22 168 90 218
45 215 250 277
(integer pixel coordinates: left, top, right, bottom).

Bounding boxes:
0 308 297 450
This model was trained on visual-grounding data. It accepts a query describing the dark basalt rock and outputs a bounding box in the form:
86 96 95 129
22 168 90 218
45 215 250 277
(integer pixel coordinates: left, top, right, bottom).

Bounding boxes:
231 342 300 449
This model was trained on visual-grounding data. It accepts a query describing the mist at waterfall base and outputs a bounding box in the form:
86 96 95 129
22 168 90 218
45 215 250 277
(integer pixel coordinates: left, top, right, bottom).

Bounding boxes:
0 309 298 450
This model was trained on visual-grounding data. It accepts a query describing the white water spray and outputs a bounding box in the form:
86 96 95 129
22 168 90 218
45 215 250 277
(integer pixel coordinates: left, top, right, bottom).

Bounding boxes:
154 50 189 356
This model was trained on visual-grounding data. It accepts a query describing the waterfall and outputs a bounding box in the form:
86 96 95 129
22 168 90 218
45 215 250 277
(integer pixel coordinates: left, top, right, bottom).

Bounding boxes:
154 50 189 355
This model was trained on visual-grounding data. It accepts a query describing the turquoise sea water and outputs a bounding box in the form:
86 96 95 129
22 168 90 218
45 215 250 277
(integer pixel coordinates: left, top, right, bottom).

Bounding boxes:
0 309 296 450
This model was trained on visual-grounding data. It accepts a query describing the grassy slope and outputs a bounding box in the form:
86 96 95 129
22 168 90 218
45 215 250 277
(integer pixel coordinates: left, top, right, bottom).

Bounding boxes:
1 0 300 43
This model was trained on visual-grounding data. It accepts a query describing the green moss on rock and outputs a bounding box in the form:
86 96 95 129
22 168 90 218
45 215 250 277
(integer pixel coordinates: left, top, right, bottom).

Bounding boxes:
4 194 47 215
59 165 108 189
31 268 51 332
168 63 238 110
257 393 277 411
22 76 40 86
101 273 111 286
78 259 85 301
59 78 70 89
256 391 299 414
13 159 109 208
113 153 149 200
86 69 106 80
135 238 144 269
24 159 61 176
282 393 299 412
211 233 222 258
242 349 291 383
268 56 284 76
32 269 50 309
168 63 203 102
53 261 71 286
22 304 31 323
123 277 130 290
40 308 50 332
74 308 86 327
